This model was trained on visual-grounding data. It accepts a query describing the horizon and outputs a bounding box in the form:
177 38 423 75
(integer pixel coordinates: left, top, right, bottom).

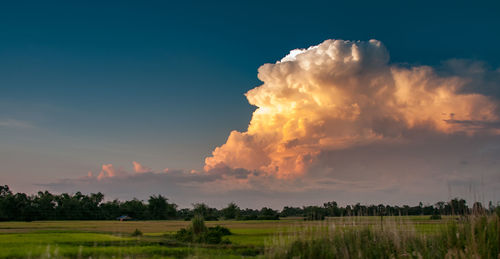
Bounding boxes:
0 184 484 211
2 1 500 209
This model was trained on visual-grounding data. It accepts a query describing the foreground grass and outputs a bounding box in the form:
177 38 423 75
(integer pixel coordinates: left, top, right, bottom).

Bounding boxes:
266 215 500 258
0 216 492 258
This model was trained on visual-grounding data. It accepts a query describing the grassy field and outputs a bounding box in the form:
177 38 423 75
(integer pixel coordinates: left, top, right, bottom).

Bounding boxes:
0 215 493 258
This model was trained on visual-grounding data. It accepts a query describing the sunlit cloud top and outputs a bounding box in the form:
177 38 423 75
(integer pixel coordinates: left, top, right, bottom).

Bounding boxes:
205 39 500 178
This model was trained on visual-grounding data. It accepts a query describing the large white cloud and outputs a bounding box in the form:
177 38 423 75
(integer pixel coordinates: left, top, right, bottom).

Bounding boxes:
204 39 499 178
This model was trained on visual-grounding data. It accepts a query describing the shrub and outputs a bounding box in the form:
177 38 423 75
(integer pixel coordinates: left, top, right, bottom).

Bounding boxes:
209 225 231 236
131 228 143 237
174 228 193 242
191 215 207 235
220 238 232 245
174 217 232 244
203 228 223 244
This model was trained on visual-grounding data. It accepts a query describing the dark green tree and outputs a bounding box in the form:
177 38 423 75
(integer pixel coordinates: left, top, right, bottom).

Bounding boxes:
192 203 218 220
324 201 340 217
148 195 177 220
121 199 149 219
221 202 240 219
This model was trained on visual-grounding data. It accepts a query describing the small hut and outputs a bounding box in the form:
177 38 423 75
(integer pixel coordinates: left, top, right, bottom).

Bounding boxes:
116 215 132 221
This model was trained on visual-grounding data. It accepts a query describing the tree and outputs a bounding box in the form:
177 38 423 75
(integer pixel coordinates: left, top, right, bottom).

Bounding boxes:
100 199 121 219
31 191 56 220
303 206 326 220
121 199 148 219
221 202 239 219
192 203 218 220
435 201 446 215
0 185 13 220
280 206 303 217
472 202 484 215
148 195 177 220
19 193 38 221
324 201 340 217
81 192 104 219
259 207 279 220
55 193 83 220
449 198 468 215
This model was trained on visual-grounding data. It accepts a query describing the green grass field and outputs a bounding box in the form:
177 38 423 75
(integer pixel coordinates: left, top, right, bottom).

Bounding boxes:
0 215 493 258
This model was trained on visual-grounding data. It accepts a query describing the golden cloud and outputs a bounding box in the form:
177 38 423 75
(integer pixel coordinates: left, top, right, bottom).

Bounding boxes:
204 39 499 178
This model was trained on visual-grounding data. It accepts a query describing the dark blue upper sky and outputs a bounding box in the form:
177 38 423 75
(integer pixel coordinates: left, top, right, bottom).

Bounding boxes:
1 0 500 192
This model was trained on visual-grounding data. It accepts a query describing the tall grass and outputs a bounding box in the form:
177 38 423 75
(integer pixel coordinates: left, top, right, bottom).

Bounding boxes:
265 215 500 259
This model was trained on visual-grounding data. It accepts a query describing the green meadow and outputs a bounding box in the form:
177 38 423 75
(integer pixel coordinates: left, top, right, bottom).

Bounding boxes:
0 219 287 258
1 215 494 258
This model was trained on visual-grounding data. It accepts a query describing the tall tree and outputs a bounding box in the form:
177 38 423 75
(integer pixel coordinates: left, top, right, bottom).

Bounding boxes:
148 195 177 220
221 202 240 219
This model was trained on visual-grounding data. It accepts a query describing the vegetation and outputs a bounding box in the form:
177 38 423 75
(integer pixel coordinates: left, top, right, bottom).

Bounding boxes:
0 215 498 258
0 219 279 258
2 185 496 222
266 214 500 258
175 215 232 244
1 185 499 257
131 228 143 237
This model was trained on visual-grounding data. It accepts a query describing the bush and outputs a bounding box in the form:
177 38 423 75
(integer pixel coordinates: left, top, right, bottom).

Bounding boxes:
220 238 232 245
174 228 193 242
131 228 143 237
191 215 207 234
209 225 232 236
174 218 232 244
203 228 223 244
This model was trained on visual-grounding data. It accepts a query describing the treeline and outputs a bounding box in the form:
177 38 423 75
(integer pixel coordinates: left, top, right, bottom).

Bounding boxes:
0 185 497 221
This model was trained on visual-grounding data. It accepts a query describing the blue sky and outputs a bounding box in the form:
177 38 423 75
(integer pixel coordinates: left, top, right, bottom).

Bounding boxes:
1 1 500 207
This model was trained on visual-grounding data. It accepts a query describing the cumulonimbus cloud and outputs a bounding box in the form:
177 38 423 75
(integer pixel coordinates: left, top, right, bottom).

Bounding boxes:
204 39 500 178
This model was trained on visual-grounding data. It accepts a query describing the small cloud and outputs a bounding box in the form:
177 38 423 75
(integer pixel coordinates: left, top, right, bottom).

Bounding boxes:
97 164 126 180
0 119 34 129
133 161 152 174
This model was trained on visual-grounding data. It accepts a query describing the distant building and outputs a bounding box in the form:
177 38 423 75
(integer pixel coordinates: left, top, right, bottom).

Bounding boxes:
116 215 132 221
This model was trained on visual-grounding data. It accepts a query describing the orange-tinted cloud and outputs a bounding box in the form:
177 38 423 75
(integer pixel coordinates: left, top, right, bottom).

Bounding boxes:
96 164 128 180
133 161 152 173
204 39 499 178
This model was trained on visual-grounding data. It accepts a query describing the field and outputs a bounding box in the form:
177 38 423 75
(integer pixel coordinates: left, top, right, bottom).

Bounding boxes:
0 216 475 258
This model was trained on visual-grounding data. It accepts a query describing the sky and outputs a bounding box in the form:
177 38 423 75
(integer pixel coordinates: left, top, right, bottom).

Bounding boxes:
1 1 500 208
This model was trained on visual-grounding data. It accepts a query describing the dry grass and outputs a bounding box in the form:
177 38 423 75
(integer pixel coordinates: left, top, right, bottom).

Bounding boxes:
265 215 499 258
